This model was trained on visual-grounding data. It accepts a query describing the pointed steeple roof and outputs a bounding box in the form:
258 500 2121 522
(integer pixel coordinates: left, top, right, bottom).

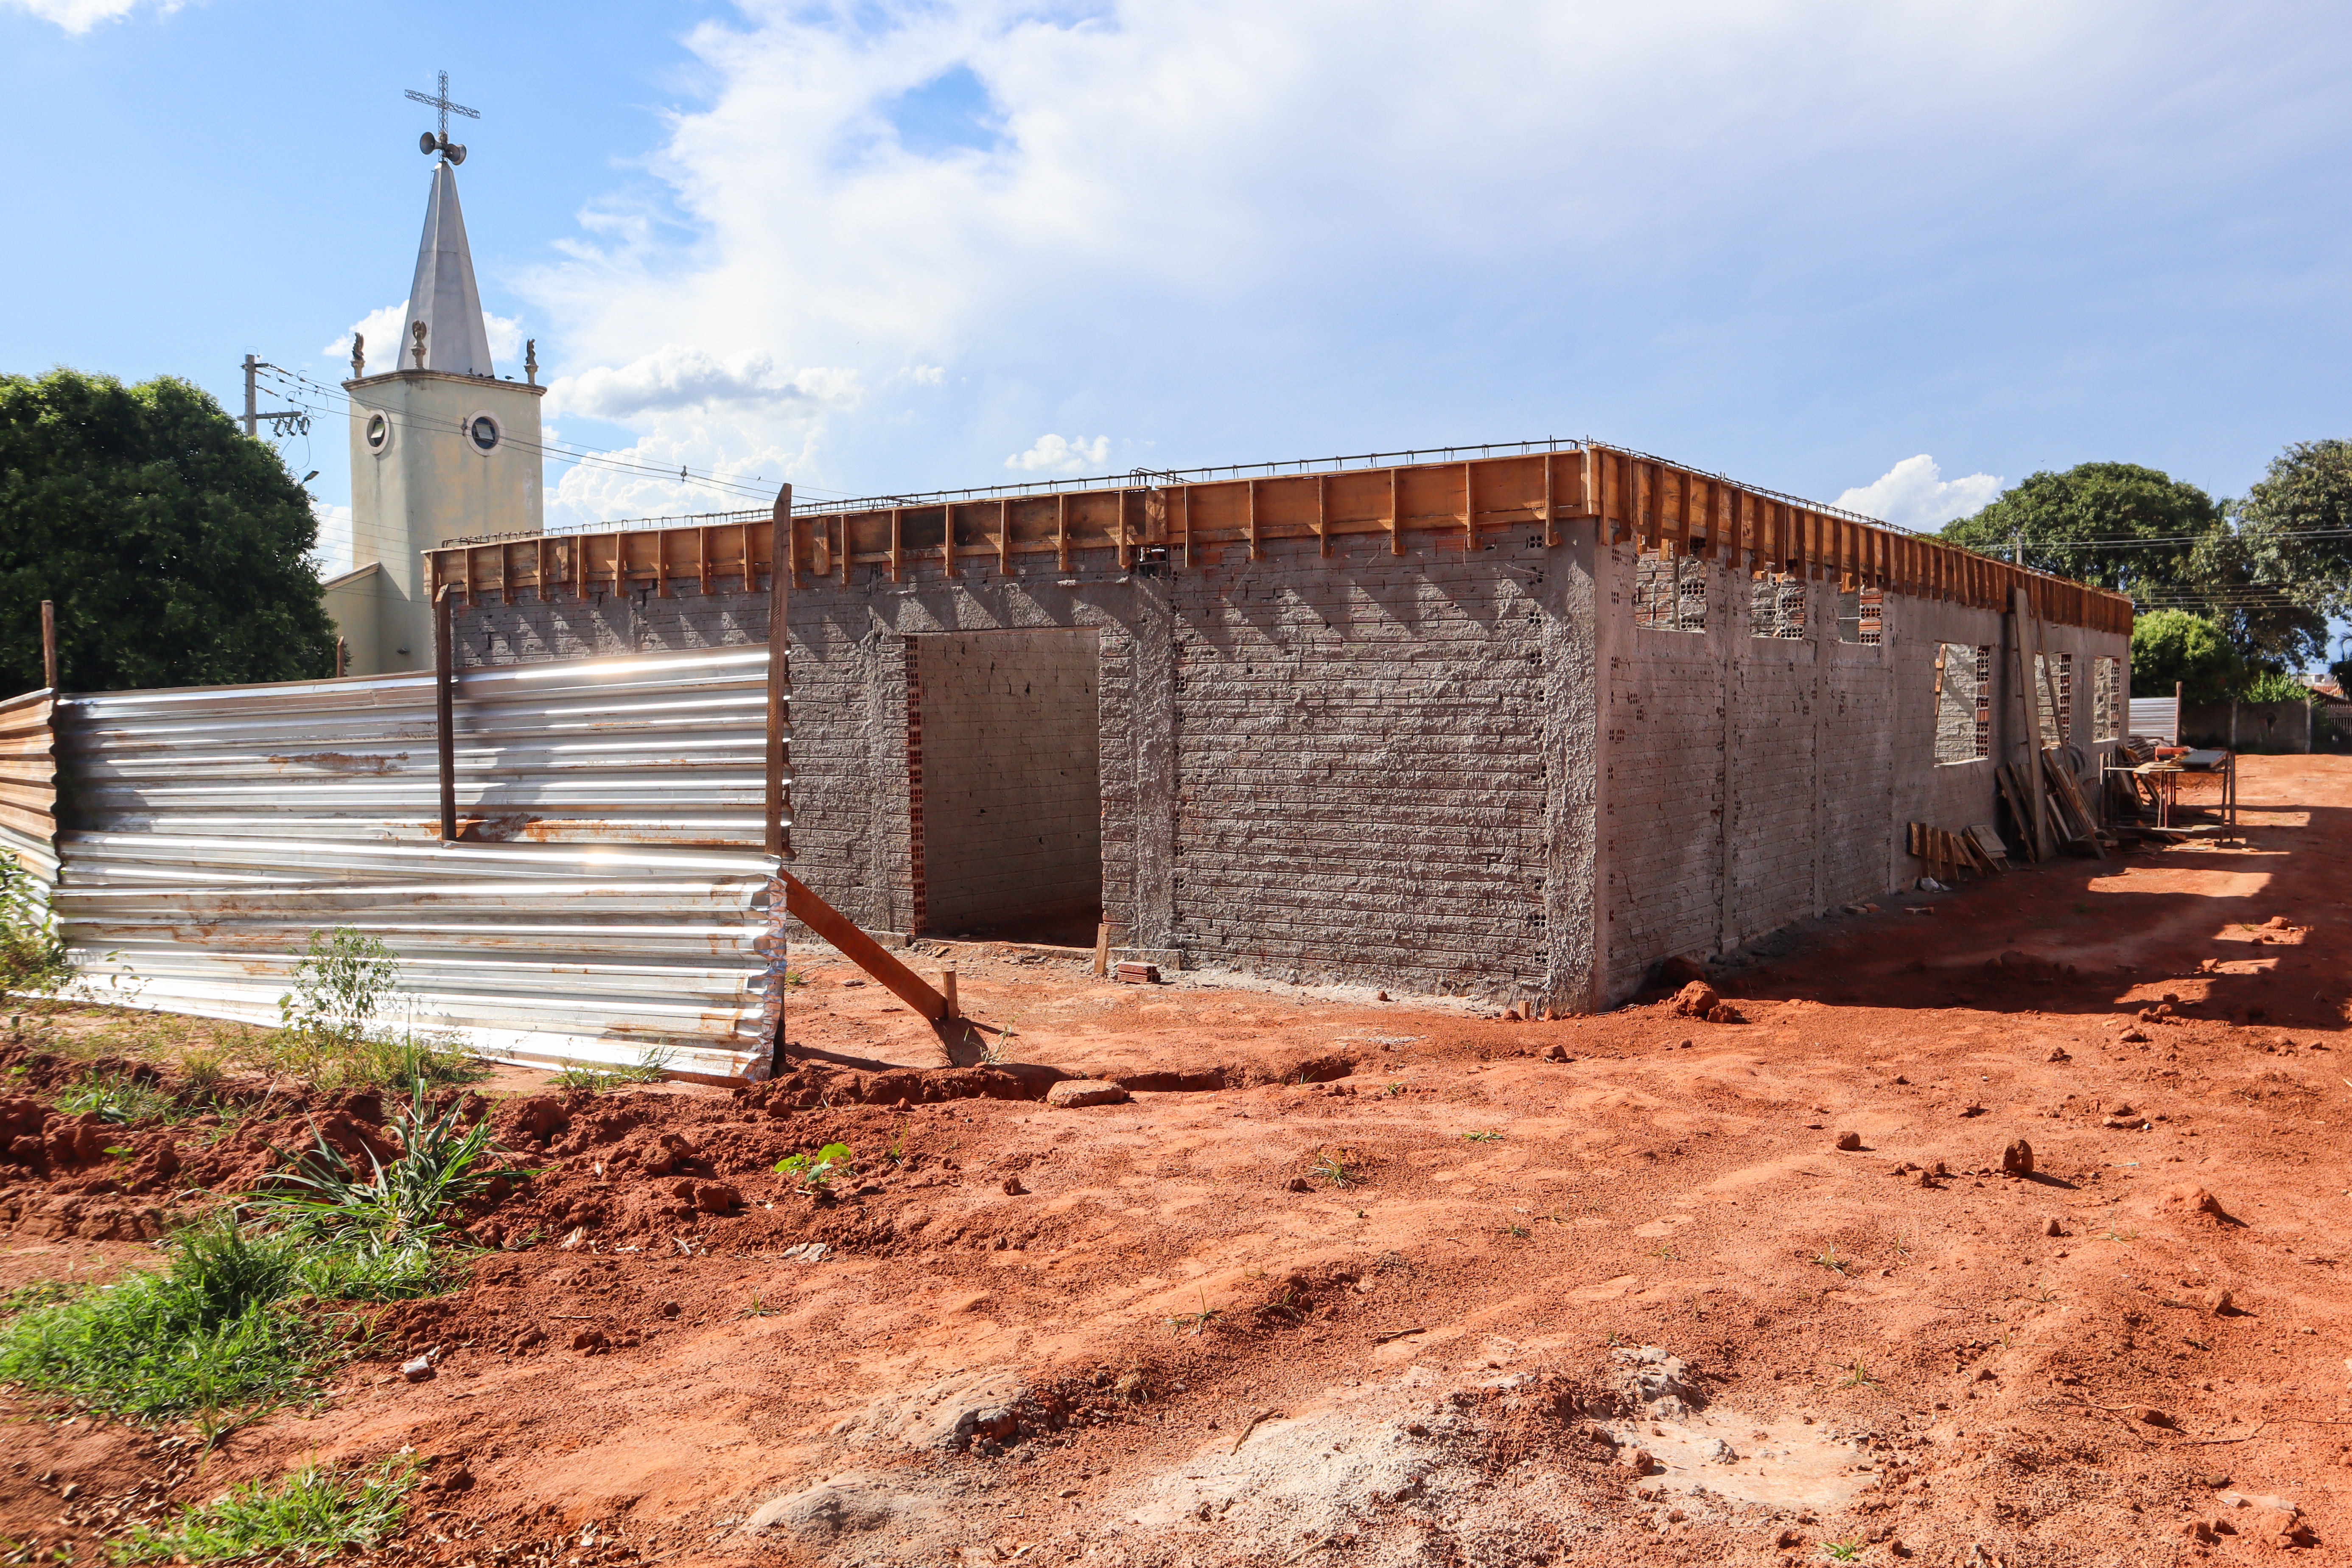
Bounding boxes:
403 160 495 376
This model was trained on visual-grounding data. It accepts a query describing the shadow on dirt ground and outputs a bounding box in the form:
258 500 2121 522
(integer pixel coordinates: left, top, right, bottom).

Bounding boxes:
1719 756 2352 1033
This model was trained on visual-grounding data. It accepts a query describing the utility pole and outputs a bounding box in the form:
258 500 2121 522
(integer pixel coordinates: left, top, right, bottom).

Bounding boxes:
240 354 308 439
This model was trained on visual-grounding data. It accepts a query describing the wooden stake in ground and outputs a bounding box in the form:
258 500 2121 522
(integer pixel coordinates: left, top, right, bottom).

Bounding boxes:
39 600 55 691
433 586 456 843
1094 920 1111 977
2010 586 2053 860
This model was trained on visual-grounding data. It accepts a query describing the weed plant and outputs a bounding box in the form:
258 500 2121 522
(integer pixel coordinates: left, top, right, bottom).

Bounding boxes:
266 925 487 1096
0 856 70 998
774 1142 853 1194
50 1070 183 1126
551 1046 674 1094
256 1086 496 1300
261 1027 484 1098
116 1454 420 1564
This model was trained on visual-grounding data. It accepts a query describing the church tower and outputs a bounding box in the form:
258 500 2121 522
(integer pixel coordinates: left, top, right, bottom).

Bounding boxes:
326 85 543 675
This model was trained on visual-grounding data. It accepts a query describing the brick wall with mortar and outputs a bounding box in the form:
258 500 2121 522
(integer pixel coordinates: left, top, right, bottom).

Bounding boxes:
450 514 2118 1011
1595 543 2128 1003
915 630 1103 934
451 530 1598 1005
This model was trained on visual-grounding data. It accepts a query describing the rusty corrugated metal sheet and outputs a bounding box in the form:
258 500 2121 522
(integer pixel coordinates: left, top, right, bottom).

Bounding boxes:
47 648 784 1079
0 687 58 888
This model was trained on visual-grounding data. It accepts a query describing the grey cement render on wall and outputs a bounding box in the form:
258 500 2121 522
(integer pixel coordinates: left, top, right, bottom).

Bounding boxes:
915 630 1103 933
451 517 2123 1011
1591 542 2128 1002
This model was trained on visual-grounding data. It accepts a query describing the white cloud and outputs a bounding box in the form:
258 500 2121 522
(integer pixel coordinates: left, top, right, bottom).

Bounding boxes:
512 1 2131 494
330 303 524 375
548 344 861 422
543 417 803 529
1834 456 2004 530
485 312 524 365
904 364 946 386
1005 434 1109 473
310 501 355 580
3 0 175 33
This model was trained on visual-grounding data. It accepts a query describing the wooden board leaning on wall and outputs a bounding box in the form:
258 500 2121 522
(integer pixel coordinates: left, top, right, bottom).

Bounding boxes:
422 447 2134 636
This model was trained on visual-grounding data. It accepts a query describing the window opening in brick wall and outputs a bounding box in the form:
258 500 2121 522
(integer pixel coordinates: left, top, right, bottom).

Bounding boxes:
2093 655 2122 741
1934 642 1992 764
1634 552 1707 633
1748 572 1807 638
912 628 1104 946
2034 652 2073 742
1834 587 1884 645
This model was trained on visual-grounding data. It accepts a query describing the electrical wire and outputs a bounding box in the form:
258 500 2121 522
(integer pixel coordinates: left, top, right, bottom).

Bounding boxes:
257 365 822 504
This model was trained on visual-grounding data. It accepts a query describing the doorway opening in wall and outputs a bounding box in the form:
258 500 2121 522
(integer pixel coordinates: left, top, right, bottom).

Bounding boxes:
912 629 1104 947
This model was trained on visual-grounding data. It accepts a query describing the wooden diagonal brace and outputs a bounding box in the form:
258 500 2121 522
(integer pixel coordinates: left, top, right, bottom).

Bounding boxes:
781 871 952 1022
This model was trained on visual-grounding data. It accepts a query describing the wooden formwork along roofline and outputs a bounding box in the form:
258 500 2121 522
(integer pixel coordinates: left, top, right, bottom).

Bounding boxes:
423 443 2134 636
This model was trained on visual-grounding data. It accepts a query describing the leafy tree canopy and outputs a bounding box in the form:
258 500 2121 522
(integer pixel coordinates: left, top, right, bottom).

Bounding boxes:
2129 609 2243 708
1940 462 2222 599
2222 438 2352 670
0 368 334 694
1943 456 2335 672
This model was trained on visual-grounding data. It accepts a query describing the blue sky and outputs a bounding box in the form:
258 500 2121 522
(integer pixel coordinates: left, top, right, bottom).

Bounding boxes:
6 0 2350 579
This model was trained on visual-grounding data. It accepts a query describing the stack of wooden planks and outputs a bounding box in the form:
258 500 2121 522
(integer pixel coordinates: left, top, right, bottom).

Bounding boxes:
1909 821 2003 881
1993 749 2108 862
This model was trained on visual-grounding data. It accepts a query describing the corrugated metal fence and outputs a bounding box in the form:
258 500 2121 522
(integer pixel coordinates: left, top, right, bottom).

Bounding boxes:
8 647 784 1080
2128 695 2180 745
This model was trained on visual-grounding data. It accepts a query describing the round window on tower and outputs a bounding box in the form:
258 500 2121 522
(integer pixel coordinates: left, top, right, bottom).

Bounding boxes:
465 412 503 454
363 411 392 455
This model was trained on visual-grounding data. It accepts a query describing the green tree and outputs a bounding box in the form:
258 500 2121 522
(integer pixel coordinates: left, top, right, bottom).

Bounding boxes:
1940 462 2223 600
2130 609 2243 707
2220 438 2352 669
0 368 334 693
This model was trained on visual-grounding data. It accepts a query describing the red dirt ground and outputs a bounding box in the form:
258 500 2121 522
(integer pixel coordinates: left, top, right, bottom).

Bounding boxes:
6 753 2352 1567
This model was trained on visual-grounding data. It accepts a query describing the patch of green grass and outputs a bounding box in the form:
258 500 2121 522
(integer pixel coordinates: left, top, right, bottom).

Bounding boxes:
0 1217 333 1430
551 1045 674 1094
1821 1542 1863 1563
115 1453 420 1564
52 1070 183 1126
1 1280 76 1316
739 1294 776 1318
4 1089 507 1431
1812 1244 1849 1276
1461 1130 1502 1143
261 1029 487 1098
1652 1243 1680 1262
1841 1359 1878 1388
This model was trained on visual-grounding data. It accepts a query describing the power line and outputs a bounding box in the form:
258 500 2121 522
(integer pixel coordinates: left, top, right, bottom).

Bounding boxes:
258 366 834 504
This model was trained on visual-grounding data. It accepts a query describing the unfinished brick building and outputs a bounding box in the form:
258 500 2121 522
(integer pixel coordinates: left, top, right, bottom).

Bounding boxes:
428 441 2133 1011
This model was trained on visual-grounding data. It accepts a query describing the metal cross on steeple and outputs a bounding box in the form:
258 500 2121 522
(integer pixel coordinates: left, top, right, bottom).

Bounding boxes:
406 70 478 141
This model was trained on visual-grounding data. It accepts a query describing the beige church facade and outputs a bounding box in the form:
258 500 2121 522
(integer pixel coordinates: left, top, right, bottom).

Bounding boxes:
322 156 544 674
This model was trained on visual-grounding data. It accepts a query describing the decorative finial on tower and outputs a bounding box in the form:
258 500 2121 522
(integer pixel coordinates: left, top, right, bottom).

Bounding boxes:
524 339 538 386
351 333 365 379
405 70 480 165
410 321 428 369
